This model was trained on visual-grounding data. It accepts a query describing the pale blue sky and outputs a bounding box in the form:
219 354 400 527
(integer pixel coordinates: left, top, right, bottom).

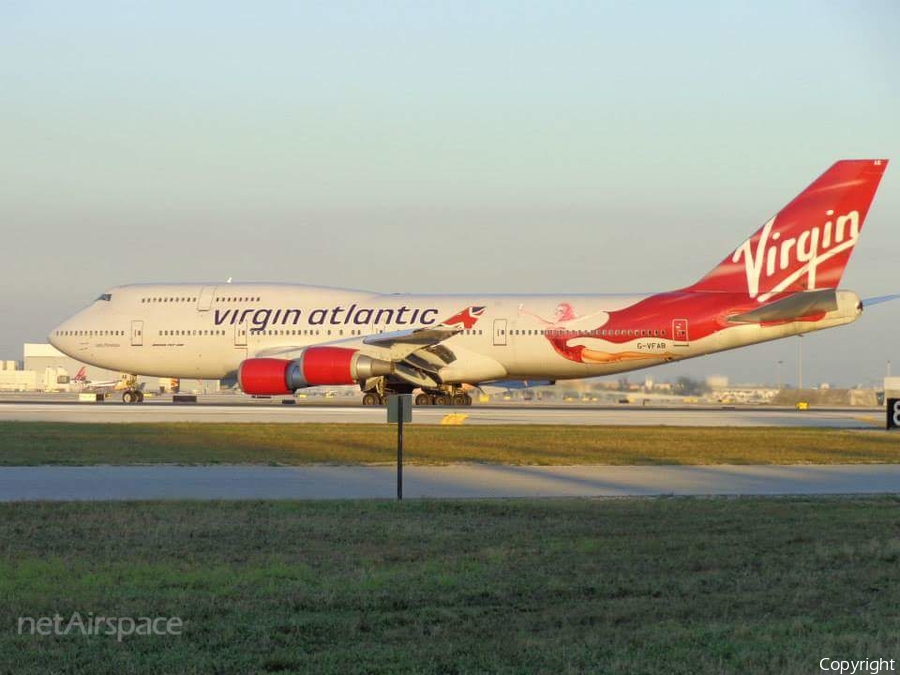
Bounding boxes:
1 1 897 385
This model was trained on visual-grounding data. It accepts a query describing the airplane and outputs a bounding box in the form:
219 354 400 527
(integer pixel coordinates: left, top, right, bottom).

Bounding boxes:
72 366 119 390
49 159 888 405
71 366 144 399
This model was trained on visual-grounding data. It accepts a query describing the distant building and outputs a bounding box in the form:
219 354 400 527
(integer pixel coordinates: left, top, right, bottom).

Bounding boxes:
884 378 900 398
0 343 222 394
0 365 36 391
706 375 729 390
23 343 125 391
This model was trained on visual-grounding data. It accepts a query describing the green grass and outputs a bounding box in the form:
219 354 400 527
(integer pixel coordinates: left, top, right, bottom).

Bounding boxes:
1 498 899 673
0 421 898 466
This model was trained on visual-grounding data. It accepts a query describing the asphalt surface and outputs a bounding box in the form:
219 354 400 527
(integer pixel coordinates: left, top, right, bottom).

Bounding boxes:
0 399 884 427
2 464 899 501
0 394 891 501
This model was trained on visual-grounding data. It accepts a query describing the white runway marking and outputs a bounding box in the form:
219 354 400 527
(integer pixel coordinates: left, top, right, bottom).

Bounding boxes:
1 464 898 501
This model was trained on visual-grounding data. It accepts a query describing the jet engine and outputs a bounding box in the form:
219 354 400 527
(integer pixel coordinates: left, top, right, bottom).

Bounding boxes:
238 347 393 395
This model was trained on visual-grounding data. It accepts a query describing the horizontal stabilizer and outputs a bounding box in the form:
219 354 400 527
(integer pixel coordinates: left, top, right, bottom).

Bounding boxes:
727 289 838 324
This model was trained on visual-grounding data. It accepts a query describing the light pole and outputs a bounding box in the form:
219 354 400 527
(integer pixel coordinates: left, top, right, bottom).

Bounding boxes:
797 335 804 391
777 360 784 390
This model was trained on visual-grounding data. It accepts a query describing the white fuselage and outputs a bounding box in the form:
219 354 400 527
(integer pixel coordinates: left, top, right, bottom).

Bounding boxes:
49 283 862 385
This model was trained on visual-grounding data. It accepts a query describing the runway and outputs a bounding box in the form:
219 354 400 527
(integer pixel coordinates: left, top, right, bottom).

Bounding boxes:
0 400 883 427
1 464 898 500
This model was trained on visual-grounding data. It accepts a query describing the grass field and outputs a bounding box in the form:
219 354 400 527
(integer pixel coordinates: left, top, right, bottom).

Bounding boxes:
2 498 899 674
0 421 898 466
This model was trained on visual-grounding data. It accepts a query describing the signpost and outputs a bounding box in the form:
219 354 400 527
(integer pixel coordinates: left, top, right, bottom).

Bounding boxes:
886 378 900 431
887 399 900 430
387 394 412 499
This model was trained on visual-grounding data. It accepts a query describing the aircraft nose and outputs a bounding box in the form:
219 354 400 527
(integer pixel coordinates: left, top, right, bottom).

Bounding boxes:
48 325 61 349
48 320 72 354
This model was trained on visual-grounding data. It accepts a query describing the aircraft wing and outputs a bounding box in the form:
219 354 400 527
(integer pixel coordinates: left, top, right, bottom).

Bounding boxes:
249 309 486 388
363 326 462 348
253 325 461 360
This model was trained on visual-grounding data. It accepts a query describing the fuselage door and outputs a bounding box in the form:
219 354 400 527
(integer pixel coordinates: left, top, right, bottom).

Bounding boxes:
672 318 689 347
131 320 143 347
234 318 247 347
198 286 217 312
493 319 508 346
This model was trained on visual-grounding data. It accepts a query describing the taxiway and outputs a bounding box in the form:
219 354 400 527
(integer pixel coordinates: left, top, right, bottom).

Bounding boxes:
0 400 883 427
1 464 898 500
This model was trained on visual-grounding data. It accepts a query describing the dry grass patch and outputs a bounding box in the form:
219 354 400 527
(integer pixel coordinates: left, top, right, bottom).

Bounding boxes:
0 421 898 466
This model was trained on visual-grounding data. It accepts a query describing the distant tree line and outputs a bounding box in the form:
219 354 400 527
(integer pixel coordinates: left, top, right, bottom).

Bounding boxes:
672 376 710 397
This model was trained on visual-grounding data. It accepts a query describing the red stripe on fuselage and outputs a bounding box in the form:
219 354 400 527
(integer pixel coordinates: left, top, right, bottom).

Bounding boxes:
544 291 766 363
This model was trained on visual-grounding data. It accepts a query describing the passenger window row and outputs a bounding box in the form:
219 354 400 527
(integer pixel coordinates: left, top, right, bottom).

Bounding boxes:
142 297 197 303
140 296 263 303
251 329 321 336
55 330 124 337
159 330 226 337
502 328 668 337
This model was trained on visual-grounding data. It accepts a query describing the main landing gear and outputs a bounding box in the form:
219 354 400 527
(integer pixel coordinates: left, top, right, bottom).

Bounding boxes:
360 388 472 406
414 390 472 406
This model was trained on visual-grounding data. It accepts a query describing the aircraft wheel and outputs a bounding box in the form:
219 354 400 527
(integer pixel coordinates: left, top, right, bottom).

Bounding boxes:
452 393 468 406
122 391 134 404
362 392 380 406
464 394 473 406
433 393 450 406
415 393 431 406
136 391 145 403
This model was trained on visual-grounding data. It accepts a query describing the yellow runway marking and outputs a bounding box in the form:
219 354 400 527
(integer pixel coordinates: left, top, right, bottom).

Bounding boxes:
440 413 468 425
854 416 881 426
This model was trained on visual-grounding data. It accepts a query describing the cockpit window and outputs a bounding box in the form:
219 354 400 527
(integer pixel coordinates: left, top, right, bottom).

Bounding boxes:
96 293 112 302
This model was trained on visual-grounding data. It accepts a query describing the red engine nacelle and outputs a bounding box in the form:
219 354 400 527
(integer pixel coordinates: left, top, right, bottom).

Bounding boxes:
238 347 393 395
301 346 358 386
237 358 293 395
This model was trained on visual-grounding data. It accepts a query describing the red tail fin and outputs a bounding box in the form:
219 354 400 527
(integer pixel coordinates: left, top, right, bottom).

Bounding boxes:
688 159 888 301
74 366 86 381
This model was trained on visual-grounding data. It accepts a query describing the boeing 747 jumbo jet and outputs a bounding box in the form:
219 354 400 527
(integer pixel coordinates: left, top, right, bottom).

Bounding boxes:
50 159 888 405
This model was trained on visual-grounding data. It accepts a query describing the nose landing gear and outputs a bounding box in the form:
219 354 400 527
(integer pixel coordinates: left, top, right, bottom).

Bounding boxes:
122 389 144 404
121 375 144 404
